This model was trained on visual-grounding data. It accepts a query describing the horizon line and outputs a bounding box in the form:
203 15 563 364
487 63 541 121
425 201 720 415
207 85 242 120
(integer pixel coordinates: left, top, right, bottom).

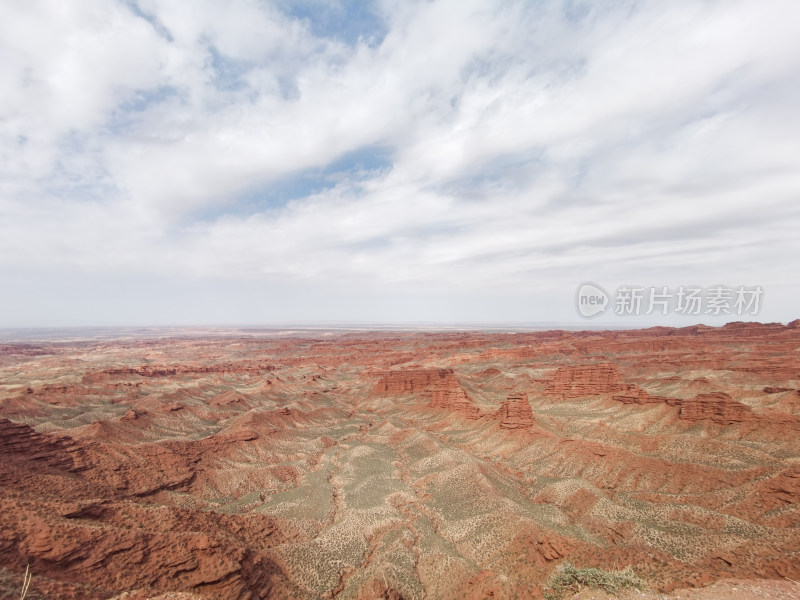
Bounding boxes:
0 319 794 343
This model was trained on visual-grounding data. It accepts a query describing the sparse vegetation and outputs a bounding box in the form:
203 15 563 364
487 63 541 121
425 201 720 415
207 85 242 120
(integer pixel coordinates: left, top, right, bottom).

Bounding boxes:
543 561 644 600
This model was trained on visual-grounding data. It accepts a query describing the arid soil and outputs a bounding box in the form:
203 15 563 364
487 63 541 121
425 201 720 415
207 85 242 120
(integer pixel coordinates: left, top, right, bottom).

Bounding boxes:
1 321 799 599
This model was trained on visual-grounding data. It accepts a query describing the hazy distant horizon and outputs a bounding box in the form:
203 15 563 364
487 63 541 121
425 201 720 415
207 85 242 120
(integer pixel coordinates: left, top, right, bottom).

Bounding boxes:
1 318 795 343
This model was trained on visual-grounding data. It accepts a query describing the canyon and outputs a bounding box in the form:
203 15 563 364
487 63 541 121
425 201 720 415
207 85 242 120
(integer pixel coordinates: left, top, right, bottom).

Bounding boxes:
0 322 799 599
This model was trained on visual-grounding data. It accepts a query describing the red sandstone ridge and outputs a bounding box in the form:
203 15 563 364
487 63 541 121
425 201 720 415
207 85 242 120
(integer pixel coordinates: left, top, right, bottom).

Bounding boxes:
498 392 534 429
429 377 480 419
678 392 755 425
764 387 794 394
95 361 276 379
612 385 673 405
372 368 454 393
545 364 623 398
373 368 480 419
0 418 83 472
612 387 753 423
614 388 800 431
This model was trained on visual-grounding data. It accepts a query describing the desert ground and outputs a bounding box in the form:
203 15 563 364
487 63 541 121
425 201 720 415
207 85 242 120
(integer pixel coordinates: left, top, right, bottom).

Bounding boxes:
1 322 799 599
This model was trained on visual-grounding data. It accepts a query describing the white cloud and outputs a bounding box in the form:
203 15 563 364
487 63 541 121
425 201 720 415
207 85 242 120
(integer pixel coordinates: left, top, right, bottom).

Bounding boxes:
0 0 798 325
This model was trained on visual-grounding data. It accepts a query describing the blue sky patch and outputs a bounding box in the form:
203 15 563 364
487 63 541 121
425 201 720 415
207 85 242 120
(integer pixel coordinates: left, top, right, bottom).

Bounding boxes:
119 86 179 113
208 46 252 92
122 0 173 41
276 0 387 47
106 86 181 135
201 145 393 220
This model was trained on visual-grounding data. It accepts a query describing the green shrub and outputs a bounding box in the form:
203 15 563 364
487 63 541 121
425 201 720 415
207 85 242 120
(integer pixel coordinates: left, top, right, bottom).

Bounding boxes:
543 561 644 600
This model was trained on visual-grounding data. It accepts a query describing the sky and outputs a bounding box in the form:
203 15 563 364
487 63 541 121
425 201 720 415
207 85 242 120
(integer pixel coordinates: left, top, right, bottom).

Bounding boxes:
0 0 798 327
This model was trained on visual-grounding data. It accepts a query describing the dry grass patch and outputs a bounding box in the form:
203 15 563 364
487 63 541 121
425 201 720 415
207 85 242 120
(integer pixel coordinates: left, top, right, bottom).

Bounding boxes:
544 561 644 600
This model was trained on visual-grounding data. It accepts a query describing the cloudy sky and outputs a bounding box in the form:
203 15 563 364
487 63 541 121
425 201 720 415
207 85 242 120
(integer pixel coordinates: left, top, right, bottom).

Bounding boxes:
1 0 798 327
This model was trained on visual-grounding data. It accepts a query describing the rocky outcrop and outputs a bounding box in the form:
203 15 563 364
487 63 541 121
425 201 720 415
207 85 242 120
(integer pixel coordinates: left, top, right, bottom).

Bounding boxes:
479 367 502 376
613 388 748 422
427 371 480 419
545 364 623 398
89 361 277 380
498 392 534 429
614 389 800 429
0 418 81 472
429 378 480 419
209 391 249 407
373 369 480 419
719 321 788 336
677 392 755 425
0 497 293 600
612 385 673 405
372 368 454 394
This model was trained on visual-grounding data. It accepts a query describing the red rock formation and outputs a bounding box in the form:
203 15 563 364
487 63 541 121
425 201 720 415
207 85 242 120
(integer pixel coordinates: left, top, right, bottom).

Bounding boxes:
613 388 800 431
209 391 249 407
719 321 788 336
0 418 82 472
677 392 755 425
428 371 480 419
479 367 501 376
429 379 480 419
498 392 534 429
613 387 744 420
121 408 142 420
96 361 276 379
545 364 623 398
373 368 480 419
612 385 672 405
372 368 454 393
